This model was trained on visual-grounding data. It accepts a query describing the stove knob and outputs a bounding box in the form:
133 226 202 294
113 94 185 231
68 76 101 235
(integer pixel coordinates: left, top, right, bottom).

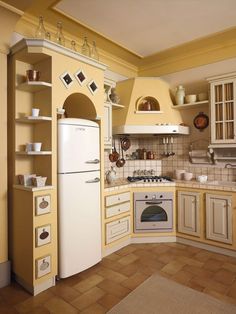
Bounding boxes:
145 195 148 198
152 179 154 182
155 178 158 182
144 179 146 182
160 195 163 198
148 179 150 182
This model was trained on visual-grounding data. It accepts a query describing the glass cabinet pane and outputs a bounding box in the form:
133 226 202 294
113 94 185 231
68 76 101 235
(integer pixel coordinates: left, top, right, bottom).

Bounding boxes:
225 102 234 121
215 85 222 102
224 83 233 101
215 123 223 140
215 103 223 121
225 122 234 139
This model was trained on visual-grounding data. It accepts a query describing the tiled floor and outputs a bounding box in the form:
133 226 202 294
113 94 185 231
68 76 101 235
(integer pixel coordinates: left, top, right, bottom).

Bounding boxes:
1 243 236 313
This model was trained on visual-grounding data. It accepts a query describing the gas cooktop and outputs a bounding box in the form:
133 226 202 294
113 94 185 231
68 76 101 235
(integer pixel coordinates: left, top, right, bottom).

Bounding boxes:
127 176 173 183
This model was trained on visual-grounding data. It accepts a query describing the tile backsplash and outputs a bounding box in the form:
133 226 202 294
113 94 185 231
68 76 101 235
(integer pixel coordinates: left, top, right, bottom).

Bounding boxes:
104 136 236 182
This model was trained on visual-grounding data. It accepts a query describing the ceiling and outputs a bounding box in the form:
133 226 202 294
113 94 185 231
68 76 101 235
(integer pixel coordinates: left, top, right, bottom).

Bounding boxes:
54 0 236 57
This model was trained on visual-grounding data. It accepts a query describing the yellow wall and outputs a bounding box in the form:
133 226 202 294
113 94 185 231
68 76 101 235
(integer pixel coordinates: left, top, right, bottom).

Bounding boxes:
0 3 22 264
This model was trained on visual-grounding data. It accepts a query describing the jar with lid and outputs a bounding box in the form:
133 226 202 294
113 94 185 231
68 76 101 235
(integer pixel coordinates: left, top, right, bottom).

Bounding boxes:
81 37 91 57
175 85 185 106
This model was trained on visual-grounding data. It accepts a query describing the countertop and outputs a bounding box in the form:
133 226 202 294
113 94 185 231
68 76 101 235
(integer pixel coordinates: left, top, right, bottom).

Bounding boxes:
104 178 236 193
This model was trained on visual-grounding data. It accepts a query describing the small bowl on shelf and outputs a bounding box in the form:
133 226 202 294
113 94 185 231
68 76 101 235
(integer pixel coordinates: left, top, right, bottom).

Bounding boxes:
196 175 208 183
32 176 47 187
185 95 197 104
197 93 208 101
183 172 193 181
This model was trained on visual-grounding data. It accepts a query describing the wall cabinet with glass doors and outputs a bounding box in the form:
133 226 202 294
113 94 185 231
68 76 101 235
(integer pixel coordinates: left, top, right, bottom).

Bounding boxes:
208 73 236 144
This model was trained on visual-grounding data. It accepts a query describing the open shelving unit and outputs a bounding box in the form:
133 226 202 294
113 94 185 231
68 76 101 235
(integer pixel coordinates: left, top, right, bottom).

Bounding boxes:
172 100 209 110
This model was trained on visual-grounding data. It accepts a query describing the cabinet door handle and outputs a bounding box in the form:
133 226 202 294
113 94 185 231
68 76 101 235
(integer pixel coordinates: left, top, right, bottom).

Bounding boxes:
145 201 162 205
85 159 100 164
85 177 100 183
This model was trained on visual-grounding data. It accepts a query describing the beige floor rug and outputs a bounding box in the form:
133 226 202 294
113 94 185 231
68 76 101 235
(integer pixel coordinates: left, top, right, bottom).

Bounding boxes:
108 274 236 314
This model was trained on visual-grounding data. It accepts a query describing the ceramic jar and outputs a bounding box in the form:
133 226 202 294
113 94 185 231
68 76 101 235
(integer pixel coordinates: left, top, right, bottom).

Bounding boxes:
175 85 185 106
106 166 116 184
109 88 120 104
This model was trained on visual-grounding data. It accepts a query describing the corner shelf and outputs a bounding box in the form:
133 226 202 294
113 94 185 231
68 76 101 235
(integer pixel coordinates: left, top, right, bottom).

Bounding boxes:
135 110 164 114
13 184 54 192
16 116 52 123
16 151 52 155
16 81 52 92
172 100 208 110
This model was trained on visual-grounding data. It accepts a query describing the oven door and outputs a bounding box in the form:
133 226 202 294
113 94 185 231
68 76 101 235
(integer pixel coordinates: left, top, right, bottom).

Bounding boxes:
135 199 173 231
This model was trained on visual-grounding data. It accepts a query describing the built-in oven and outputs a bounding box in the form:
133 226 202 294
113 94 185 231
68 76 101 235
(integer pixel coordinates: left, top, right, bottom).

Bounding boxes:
134 192 173 232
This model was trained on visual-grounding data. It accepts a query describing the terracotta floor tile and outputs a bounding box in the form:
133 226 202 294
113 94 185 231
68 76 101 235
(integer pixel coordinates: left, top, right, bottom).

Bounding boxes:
223 262 236 273
189 276 229 294
98 279 131 298
0 282 30 306
194 250 213 262
202 258 224 272
80 302 106 314
161 260 186 275
2 243 236 314
182 264 214 278
14 290 54 313
118 261 141 277
118 253 139 266
227 281 236 298
104 253 121 261
24 306 51 314
213 269 236 285
50 282 81 302
71 287 105 311
171 270 194 285
176 256 203 268
115 245 137 256
100 258 122 271
73 274 104 293
98 293 121 310
44 296 78 314
121 272 148 290
97 268 128 283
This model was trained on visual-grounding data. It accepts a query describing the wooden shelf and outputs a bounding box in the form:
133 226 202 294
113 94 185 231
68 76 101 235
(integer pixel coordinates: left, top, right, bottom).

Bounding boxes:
13 184 54 192
134 110 164 114
16 151 52 155
16 81 52 92
16 116 52 123
172 100 208 110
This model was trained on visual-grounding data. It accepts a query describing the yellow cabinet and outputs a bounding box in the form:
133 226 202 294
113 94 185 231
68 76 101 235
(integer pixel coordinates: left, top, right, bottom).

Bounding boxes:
206 193 232 244
177 191 200 237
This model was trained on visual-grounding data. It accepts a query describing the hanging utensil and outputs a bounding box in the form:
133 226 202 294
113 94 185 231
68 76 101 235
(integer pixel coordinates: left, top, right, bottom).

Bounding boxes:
121 137 131 151
120 145 126 167
116 140 123 168
109 138 119 162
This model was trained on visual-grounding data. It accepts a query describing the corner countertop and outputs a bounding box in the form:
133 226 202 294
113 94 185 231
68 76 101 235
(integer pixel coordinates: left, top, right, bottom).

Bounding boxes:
104 179 236 193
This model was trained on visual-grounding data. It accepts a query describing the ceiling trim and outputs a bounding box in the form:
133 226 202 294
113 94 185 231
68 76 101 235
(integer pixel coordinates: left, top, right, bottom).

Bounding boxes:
138 27 236 76
52 3 143 58
0 0 24 15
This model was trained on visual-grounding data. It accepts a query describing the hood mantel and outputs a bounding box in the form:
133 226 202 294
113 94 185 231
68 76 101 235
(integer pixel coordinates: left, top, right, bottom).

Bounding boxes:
112 77 189 135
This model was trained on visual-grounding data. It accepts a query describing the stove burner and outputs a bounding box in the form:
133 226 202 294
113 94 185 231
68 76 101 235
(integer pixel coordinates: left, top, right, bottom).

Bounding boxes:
127 176 173 183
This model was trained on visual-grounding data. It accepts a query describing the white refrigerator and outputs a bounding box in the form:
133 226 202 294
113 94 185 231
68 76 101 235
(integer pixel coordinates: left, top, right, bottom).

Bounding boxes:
57 118 101 278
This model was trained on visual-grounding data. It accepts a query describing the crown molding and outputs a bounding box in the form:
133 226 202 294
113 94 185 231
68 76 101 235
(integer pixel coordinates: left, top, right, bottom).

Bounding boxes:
0 0 24 16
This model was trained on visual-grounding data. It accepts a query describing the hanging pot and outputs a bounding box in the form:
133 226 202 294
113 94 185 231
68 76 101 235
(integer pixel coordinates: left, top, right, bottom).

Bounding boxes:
121 137 131 151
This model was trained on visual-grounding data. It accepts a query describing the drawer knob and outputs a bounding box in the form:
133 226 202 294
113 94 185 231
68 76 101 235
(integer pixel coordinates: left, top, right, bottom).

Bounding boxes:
118 197 120 201
118 209 121 211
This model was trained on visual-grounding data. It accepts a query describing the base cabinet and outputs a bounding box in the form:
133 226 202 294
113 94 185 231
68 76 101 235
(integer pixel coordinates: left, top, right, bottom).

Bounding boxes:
106 216 131 244
178 191 200 237
206 193 232 244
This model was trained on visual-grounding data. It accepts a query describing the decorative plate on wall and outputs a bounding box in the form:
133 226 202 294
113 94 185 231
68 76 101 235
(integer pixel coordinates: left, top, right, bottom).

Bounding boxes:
193 112 209 131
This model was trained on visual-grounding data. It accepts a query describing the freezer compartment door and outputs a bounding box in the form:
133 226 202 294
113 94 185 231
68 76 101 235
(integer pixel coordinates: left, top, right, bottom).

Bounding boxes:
58 123 100 173
58 171 101 278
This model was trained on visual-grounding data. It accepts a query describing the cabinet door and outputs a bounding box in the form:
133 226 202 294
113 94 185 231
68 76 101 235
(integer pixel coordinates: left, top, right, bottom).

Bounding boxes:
206 194 232 244
106 216 130 244
178 191 200 237
104 103 112 148
210 78 236 144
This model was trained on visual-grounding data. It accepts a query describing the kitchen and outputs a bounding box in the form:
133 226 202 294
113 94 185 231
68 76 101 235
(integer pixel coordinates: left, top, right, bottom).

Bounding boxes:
1 0 236 313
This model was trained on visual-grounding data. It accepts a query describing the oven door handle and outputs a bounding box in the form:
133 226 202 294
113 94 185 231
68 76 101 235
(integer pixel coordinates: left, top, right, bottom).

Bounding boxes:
145 201 163 205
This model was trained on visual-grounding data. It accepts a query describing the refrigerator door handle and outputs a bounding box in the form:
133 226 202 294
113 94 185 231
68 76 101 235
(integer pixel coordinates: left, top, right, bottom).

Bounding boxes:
85 159 100 164
85 177 100 183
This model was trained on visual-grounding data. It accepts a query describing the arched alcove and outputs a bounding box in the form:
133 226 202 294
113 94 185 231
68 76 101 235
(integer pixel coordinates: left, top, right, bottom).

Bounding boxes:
63 93 98 120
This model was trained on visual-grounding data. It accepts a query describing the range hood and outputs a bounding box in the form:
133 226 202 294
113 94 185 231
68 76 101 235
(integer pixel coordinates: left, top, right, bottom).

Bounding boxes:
112 77 190 137
113 124 189 136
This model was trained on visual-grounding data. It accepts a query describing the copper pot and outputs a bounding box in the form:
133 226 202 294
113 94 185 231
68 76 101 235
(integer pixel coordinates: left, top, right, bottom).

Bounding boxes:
26 70 40 81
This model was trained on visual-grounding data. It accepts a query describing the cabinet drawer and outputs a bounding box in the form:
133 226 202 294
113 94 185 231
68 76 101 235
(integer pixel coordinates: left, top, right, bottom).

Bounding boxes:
106 202 130 218
106 216 130 244
105 192 130 207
